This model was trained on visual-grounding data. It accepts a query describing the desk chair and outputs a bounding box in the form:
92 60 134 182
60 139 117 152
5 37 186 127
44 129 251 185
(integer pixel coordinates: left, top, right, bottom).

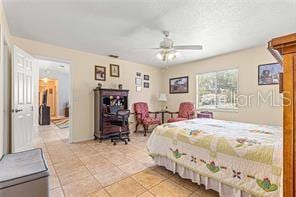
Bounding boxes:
110 109 131 145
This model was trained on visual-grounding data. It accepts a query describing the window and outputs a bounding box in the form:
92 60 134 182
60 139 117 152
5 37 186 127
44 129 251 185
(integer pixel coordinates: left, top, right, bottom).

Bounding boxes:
196 69 238 110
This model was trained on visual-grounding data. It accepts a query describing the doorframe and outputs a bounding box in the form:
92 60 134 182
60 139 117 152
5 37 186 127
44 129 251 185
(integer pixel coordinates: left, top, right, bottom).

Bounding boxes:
2 32 10 154
35 56 73 142
0 24 11 155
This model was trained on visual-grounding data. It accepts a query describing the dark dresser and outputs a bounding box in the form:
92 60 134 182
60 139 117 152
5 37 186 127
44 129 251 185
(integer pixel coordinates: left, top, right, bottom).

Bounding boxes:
93 88 129 141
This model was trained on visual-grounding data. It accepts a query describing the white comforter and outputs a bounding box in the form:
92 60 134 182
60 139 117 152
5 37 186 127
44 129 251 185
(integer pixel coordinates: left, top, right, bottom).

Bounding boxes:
147 118 282 197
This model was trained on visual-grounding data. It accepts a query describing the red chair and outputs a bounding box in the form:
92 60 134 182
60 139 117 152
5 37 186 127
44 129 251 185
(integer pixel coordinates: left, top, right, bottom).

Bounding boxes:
167 102 195 123
197 111 214 119
134 102 161 136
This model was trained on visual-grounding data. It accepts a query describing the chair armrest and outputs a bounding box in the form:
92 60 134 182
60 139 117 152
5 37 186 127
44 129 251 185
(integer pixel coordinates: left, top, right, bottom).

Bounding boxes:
148 111 161 114
188 111 195 119
149 111 161 118
134 112 143 120
167 111 178 118
167 111 178 114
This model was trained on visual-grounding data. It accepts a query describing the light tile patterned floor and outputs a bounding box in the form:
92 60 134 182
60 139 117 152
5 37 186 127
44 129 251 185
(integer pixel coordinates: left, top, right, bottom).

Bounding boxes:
34 124 219 197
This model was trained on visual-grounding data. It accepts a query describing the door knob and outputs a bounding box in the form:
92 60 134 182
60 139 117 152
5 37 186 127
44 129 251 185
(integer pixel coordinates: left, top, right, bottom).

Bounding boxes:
15 109 23 113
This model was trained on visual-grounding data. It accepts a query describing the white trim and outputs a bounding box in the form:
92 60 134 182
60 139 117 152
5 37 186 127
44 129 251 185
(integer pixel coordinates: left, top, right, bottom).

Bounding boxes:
35 55 71 65
2 33 10 154
33 58 39 127
70 136 94 143
0 37 9 159
0 24 3 156
68 61 73 143
36 58 73 142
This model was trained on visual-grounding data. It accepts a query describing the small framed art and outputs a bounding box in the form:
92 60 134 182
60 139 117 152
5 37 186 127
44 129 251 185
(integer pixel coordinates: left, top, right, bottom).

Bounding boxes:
95 66 106 81
144 82 149 88
144 75 149 81
135 77 142 86
136 86 142 92
258 63 282 85
110 64 120 77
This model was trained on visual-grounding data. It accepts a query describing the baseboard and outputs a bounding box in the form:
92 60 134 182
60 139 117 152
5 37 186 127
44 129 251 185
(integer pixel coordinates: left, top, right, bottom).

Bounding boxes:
70 136 94 143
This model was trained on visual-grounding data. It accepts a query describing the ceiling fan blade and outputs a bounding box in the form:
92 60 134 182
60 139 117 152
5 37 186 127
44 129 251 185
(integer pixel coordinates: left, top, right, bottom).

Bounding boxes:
174 45 203 50
149 47 161 50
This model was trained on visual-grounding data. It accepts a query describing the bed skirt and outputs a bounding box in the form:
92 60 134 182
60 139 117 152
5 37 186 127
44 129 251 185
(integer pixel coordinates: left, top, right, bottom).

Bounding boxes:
153 155 252 197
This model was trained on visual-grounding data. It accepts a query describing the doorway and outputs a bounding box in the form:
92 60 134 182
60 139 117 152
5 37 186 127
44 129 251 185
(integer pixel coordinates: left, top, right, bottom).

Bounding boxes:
9 45 72 152
39 79 58 118
37 59 70 140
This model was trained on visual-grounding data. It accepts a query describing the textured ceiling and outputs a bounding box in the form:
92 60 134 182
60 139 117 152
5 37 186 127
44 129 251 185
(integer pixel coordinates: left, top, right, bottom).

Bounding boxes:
3 0 296 67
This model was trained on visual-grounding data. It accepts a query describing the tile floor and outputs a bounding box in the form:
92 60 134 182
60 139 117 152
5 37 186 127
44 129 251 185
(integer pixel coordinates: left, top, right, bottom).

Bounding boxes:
34 124 219 197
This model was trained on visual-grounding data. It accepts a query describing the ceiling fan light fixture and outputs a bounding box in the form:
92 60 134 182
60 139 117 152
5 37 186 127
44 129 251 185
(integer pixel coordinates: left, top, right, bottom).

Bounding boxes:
167 52 176 60
154 31 203 63
157 50 176 61
156 52 163 60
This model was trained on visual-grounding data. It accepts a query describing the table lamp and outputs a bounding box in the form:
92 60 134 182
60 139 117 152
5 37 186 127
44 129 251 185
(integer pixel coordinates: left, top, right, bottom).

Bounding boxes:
158 93 167 111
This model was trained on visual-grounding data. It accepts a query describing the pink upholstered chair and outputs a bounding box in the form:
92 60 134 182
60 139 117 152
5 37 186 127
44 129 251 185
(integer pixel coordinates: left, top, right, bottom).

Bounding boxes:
167 102 195 123
134 102 161 136
197 111 214 119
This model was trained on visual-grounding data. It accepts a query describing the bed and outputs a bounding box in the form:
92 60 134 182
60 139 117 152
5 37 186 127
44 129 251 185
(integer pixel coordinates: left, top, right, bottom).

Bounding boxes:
147 118 282 197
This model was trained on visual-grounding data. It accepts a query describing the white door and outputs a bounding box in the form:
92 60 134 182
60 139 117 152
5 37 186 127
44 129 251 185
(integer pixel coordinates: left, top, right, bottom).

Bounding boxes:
11 46 35 153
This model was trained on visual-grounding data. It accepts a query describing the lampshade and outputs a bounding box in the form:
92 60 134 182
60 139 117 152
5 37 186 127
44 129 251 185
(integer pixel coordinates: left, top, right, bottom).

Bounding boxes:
158 93 167 101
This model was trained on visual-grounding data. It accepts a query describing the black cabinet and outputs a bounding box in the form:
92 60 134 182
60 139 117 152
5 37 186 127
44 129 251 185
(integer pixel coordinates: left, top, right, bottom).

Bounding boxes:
93 88 129 141
39 105 50 125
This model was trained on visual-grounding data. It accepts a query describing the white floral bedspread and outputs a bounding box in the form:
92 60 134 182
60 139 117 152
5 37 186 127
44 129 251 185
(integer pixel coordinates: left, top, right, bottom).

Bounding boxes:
147 118 282 197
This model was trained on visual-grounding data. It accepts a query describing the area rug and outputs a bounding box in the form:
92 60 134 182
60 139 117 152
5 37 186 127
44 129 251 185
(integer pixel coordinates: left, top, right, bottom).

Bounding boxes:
52 118 69 129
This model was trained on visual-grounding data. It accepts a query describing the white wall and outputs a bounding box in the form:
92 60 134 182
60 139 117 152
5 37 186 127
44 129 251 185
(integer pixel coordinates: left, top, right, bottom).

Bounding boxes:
0 0 282 146
39 68 70 117
11 35 283 144
10 36 163 142
163 46 282 126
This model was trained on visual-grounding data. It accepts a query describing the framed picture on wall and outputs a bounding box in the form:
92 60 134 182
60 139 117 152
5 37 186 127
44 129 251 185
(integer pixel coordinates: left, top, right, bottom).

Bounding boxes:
144 82 149 88
136 86 142 92
169 76 189 94
110 64 120 77
95 65 106 81
144 75 149 81
258 63 282 85
136 72 141 77
135 77 142 85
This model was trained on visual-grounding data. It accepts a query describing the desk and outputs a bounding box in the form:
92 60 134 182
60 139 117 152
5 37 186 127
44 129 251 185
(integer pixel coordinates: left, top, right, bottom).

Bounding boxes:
103 113 129 132
93 88 129 141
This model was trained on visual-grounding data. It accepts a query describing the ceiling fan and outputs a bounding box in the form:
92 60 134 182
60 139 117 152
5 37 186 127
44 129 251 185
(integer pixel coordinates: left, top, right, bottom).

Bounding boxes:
152 31 203 61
